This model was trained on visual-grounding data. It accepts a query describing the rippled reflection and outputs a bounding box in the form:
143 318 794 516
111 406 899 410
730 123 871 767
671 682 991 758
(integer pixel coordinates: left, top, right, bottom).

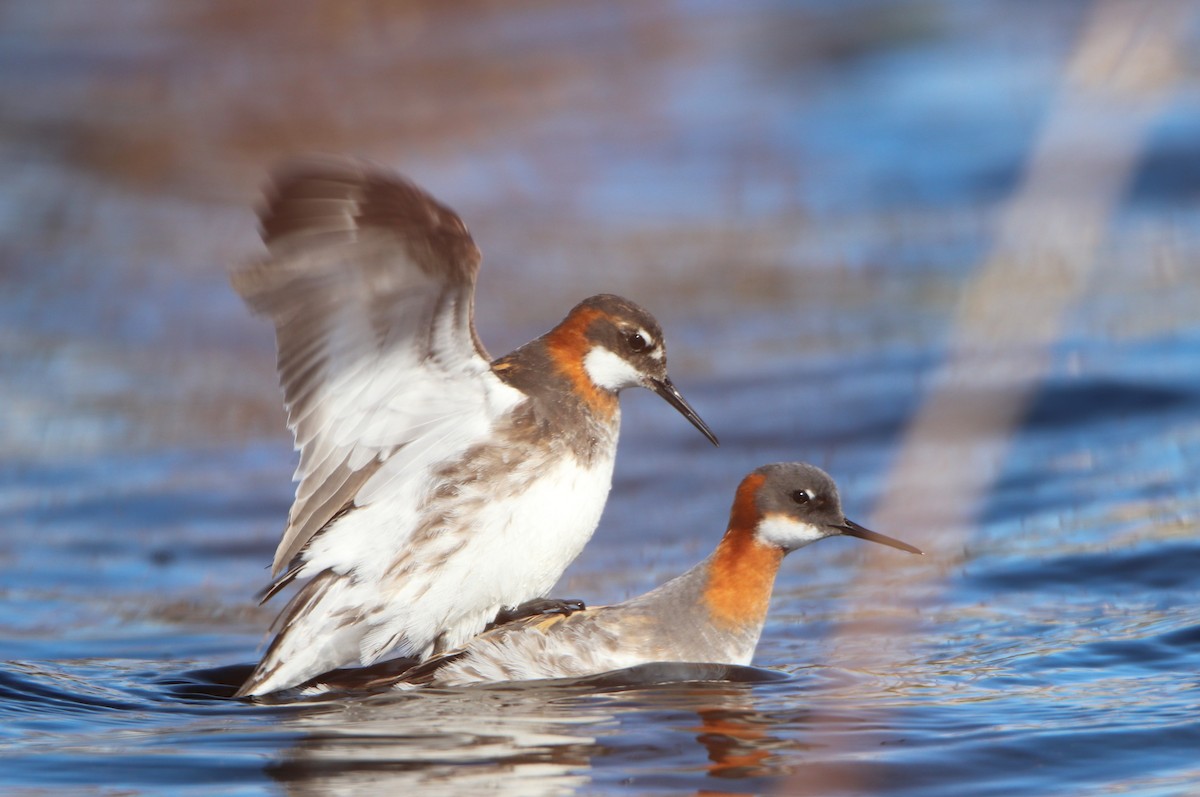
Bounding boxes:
266 672 802 795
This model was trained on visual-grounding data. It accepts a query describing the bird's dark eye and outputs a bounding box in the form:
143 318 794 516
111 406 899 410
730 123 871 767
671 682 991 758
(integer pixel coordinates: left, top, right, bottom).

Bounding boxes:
627 332 648 352
790 490 810 505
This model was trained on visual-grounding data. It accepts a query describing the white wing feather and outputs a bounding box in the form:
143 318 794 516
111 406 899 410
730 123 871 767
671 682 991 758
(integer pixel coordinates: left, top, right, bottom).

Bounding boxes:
231 158 508 577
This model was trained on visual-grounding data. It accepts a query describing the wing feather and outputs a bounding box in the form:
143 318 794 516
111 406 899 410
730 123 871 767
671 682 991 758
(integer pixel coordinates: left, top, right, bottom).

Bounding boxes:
231 157 502 576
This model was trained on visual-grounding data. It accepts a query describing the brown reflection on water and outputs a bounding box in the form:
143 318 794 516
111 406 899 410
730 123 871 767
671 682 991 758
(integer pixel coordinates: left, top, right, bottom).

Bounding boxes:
3 2 700 196
1 0 817 459
691 706 776 780
6 0 1194 463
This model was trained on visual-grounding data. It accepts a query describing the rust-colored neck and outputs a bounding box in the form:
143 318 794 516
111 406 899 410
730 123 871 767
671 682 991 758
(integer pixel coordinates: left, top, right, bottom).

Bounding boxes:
543 306 619 416
702 473 784 630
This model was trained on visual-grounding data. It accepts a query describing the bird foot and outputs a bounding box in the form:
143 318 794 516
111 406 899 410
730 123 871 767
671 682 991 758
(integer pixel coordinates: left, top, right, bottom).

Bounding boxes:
489 597 586 629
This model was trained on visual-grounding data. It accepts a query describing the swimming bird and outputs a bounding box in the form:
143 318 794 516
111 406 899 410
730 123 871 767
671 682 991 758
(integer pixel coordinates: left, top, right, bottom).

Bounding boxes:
359 462 921 689
231 158 718 697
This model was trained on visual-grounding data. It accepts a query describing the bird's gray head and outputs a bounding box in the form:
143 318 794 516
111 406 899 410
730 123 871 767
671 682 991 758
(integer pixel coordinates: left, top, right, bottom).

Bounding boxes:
746 463 922 555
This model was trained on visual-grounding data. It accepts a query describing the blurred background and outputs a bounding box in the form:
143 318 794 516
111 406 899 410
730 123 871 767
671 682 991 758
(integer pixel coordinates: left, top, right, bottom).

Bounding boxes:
3 1 1200 795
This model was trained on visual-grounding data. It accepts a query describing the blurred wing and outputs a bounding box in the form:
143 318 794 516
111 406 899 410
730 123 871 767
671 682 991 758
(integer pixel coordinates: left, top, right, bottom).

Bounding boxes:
232 157 500 575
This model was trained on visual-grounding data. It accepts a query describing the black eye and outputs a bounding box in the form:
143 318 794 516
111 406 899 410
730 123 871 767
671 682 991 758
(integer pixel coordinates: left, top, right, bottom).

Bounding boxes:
627 332 648 353
790 490 810 505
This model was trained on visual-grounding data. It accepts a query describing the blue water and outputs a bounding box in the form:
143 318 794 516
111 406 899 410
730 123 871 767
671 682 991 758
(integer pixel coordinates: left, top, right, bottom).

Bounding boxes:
3 1 1200 794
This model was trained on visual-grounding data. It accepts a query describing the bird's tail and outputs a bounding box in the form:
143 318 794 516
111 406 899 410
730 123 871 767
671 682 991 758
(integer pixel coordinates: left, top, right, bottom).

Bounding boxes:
235 569 372 698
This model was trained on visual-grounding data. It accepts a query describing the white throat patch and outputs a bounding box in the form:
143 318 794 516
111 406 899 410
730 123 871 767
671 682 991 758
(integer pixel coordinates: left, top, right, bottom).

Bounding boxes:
757 514 828 551
583 346 644 391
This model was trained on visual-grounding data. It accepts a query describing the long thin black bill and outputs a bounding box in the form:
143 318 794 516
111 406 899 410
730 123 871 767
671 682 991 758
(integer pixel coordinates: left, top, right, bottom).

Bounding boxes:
650 377 719 447
839 518 923 555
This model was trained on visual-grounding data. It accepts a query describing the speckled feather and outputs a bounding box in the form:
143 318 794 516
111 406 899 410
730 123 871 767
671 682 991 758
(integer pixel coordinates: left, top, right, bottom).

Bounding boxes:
231 158 715 697
354 463 921 691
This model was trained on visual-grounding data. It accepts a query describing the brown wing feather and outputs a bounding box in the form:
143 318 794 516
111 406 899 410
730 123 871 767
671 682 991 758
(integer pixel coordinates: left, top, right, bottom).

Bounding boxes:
231 157 493 575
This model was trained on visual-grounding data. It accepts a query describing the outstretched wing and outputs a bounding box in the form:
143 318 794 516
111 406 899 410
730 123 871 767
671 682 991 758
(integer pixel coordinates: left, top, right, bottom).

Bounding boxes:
232 157 500 576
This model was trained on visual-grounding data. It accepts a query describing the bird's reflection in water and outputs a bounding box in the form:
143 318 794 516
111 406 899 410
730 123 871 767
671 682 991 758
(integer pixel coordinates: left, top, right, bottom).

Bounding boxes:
263 663 795 795
266 687 595 796
692 707 775 779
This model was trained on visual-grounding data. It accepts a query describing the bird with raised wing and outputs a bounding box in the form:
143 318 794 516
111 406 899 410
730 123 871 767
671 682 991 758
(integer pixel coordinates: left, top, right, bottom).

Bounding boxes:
351 462 920 690
232 158 718 697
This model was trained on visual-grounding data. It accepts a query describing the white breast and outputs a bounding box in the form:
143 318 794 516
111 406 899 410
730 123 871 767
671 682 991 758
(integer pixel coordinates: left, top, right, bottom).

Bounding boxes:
441 450 617 648
311 434 620 663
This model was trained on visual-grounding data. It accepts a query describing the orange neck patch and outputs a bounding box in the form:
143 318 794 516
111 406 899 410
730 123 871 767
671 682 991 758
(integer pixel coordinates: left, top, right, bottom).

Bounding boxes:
703 473 784 630
545 306 619 416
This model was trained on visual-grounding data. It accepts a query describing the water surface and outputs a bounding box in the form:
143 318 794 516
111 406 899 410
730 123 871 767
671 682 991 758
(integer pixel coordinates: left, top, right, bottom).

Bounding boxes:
3 1 1200 794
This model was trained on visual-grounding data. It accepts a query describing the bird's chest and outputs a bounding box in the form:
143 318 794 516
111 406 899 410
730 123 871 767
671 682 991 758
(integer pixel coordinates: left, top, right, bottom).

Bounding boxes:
397 402 620 607
483 442 617 591
508 389 621 468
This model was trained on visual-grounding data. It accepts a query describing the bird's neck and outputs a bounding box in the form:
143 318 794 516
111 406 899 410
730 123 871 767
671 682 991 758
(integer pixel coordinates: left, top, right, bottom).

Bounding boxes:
491 336 620 467
494 311 618 418
701 475 784 634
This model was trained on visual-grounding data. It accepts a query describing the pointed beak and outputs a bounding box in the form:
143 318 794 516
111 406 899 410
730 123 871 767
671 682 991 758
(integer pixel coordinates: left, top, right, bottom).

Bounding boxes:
649 377 719 447
837 518 923 555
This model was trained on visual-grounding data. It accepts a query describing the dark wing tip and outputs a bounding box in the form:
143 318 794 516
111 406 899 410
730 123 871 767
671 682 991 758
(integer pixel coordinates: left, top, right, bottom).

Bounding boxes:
257 156 365 246
257 156 481 286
